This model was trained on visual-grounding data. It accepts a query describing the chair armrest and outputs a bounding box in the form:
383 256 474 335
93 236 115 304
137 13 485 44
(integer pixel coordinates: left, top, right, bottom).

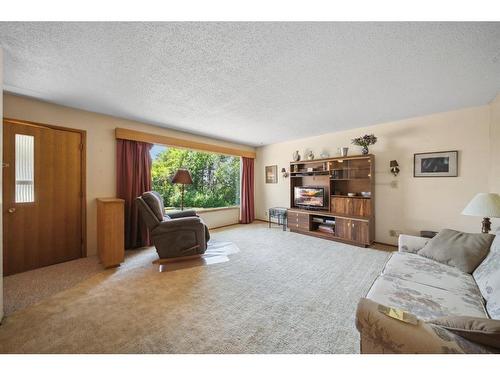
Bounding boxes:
355 298 494 353
152 217 202 234
398 234 430 253
167 210 198 219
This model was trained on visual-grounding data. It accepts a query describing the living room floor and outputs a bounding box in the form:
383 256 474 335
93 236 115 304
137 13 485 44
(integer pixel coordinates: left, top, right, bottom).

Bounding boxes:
0 222 392 354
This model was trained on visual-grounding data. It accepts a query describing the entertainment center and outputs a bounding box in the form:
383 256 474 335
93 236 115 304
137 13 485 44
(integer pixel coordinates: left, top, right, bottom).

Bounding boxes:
287 154 375 247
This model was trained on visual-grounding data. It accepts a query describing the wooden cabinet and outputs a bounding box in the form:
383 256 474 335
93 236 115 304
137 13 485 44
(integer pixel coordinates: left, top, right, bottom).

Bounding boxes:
351 220 370 244
334 217 370 245
331 197 371 217
334 217 351 239
351 198 372 217
97 198 125 268
288 154 374 247
331 197 350 215
287 211 310 231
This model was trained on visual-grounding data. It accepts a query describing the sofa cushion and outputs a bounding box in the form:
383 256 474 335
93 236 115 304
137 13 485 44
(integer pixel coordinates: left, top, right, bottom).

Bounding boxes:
366 274 487 320
142 191 165 221
356 299 496 354
473 233 500 318
486 290 500 319
429 315 500 350
383 252 481 298
418 229 494 273
473 232 500 304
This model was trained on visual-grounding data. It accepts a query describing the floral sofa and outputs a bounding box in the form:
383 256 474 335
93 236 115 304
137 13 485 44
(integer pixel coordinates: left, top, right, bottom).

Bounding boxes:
356 231 500 354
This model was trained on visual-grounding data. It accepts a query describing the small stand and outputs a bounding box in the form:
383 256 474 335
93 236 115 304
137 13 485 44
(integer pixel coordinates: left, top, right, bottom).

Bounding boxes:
268 207 288 231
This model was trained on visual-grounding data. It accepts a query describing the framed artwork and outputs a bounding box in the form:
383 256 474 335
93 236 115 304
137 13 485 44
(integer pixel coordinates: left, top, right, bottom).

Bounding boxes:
414 150 458 177
265 165 278 183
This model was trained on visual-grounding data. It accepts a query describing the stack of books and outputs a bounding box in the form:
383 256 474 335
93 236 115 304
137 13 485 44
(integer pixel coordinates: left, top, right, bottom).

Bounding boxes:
318 224 335 234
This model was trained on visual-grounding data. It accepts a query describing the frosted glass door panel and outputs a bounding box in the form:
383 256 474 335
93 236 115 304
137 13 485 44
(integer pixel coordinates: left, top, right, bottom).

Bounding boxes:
15 134 35 203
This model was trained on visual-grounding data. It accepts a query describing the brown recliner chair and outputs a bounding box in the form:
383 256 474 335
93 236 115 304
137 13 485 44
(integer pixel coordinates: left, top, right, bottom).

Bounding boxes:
136 191 210 259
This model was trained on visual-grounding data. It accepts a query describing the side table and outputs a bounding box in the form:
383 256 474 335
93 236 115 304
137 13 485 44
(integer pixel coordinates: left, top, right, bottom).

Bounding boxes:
268 207 288 231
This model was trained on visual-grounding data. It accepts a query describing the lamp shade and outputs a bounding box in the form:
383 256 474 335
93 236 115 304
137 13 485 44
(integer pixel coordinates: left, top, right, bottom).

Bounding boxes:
390 160 399 168
171 169 193 185
462 193 500 217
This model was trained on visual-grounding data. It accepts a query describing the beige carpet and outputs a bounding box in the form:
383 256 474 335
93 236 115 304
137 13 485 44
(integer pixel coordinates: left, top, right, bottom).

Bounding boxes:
0 223 391 353
3 255 103 316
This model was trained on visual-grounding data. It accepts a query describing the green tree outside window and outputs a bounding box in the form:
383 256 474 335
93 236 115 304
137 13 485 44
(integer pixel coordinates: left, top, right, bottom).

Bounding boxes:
151 146 240 210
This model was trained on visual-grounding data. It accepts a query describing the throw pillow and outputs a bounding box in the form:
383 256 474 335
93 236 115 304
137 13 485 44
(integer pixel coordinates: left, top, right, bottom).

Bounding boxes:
418 229 494 273
429 315 500 350
473 231 500 303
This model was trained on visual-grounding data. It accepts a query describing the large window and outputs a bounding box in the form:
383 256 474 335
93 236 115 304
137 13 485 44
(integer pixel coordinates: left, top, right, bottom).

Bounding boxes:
151 145 240 210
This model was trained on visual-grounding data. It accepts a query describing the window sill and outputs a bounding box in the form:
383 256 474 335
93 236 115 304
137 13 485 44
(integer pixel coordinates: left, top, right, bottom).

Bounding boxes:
195 206 240 214
165 206 240 215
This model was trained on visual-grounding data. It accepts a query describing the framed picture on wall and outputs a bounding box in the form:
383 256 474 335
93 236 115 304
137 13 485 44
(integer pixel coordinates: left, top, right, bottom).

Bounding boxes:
265 165 278 183
414 150 458 177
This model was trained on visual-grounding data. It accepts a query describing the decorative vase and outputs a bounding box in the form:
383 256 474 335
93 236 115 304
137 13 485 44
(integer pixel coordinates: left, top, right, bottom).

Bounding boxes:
351 134 377 156
292 150 300 161
306 150 314 160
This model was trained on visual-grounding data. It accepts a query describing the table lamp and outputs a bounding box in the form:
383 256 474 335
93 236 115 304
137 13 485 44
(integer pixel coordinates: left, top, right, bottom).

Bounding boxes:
462 193 500 233
171 169 193 210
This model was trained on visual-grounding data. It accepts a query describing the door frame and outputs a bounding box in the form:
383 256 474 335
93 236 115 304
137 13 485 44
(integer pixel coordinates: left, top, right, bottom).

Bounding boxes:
3 117 87 258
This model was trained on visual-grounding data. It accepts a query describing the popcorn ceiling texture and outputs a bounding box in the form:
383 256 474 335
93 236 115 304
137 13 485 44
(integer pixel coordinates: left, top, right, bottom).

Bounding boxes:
0 22 499 146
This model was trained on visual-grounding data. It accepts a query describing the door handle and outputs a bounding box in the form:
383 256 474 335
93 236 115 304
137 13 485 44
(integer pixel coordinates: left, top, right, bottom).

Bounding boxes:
8 208 16 213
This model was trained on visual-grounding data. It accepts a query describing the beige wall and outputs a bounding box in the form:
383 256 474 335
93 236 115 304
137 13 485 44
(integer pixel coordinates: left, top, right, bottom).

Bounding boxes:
256 105 494 245
490 94 500 231
490 94 500 192
198 207 240 229
3 93 254 255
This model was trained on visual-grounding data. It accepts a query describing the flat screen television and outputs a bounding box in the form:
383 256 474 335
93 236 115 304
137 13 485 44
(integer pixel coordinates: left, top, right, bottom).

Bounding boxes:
294 186 326 209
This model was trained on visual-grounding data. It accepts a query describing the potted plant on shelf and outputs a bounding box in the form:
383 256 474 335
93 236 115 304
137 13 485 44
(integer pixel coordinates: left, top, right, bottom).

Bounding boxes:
351 134 377 155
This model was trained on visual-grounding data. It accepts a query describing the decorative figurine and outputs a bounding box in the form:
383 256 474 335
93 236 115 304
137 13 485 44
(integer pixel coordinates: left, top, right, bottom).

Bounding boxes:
292 150 301 161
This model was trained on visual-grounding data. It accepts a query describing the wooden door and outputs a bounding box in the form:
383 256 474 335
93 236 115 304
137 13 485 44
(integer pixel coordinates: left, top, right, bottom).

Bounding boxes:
335 218 351 240
3 120 84 275
351 220 370 244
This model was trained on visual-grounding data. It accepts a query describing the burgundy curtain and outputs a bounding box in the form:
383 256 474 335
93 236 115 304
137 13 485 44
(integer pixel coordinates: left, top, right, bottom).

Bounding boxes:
240 157 255 224
116 139 153 249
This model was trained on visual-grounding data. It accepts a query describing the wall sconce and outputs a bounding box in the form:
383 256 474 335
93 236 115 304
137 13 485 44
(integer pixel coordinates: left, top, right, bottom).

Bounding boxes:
281 167 289 178
390 160 400 176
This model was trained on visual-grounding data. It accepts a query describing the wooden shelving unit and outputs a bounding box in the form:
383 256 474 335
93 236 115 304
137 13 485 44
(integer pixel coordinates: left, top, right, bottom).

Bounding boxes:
287 154 375 247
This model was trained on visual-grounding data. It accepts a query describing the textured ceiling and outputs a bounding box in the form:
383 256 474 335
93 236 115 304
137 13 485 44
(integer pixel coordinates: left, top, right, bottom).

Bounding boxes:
1 22 500 146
